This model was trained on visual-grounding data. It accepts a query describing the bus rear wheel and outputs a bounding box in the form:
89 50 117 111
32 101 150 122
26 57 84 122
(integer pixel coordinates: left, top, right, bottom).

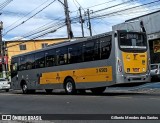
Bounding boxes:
64 78 76 94
91 87 106 94
22 83 28 94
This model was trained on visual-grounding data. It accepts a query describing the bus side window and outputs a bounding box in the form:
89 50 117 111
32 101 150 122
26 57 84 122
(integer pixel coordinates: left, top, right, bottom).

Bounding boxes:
45 49 56 67
100 36 112 59
56 47 68 65
35 52 45 68
19 56 27 70
68 43 83 64
83 41 95 62
11 57 19 78
26 54 35 69
94 40 100 60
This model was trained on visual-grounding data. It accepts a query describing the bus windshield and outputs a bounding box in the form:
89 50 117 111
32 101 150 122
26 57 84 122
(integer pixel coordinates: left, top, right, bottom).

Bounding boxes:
119 32 147 52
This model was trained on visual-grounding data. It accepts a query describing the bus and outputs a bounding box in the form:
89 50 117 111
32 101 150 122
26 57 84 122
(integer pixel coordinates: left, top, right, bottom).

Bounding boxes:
10 30 150 94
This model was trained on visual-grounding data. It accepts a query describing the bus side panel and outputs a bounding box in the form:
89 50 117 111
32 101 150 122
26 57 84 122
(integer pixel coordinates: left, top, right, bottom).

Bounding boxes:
39 65 113 89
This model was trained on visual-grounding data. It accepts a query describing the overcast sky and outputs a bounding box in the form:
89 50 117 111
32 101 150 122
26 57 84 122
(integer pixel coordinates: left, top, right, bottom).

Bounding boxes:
0 0 160 41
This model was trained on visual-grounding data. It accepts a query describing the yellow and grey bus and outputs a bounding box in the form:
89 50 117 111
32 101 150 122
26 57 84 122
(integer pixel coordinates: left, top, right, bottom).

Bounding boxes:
10 30 150 94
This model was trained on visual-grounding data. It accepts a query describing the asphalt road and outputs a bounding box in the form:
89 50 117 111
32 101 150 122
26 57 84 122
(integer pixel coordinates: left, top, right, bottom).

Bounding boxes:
0 89 160 123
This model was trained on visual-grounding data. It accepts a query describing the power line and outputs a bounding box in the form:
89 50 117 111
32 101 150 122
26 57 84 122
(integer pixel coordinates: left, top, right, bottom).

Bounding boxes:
91 0 160 19
21 17 65 37
31 24 66 40
10 20 65 41
93 0 138 14
3 0 56 36
0 0 13 11
4 0 160 43
6 23 66 48
4 0 50 31
70 0 116 14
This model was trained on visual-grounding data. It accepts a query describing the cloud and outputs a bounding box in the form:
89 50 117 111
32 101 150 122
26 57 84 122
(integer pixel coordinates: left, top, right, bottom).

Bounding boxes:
1 0 160 40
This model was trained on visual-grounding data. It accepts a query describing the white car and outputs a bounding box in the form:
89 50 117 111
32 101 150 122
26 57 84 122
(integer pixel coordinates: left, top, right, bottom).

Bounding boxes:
0 78 10 92
150 64 160 81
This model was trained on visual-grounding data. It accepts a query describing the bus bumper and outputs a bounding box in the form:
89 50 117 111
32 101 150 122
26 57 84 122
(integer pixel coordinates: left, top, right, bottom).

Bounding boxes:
116 73 151 84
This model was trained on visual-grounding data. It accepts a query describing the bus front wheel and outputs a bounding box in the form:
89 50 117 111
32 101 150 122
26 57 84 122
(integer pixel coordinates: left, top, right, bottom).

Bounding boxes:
91 87 106 94
64 78 76 94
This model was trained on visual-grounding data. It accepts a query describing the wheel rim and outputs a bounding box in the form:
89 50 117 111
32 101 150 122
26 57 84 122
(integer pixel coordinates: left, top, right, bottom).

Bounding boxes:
66 82 73 93
23 84 27 93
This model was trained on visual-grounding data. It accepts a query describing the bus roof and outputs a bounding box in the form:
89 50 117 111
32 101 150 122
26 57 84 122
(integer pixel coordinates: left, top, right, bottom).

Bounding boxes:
11 31 113 58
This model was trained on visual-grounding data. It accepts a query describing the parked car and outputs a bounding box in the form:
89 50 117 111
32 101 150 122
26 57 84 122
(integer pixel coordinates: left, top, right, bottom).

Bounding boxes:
150 64 160 81
0 78 10 92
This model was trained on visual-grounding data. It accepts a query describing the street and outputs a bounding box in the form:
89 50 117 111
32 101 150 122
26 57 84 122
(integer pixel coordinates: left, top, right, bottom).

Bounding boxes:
0 89 160 113
0 88 160 123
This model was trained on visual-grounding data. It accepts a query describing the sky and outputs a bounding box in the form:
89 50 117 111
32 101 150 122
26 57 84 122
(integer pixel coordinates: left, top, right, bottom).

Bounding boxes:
0 0 160 41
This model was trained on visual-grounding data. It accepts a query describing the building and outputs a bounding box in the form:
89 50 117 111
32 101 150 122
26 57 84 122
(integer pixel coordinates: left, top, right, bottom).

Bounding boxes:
112 10 160 64
0 38 69 72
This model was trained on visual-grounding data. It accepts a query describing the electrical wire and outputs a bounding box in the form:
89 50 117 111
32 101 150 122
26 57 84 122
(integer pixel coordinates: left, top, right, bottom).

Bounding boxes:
4 0 50 31
0 0 13 10
3 0 56 36
91 0 160 19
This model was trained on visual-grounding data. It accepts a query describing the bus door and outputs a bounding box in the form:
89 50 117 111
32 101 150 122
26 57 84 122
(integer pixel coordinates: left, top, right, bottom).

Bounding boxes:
10 57 19 88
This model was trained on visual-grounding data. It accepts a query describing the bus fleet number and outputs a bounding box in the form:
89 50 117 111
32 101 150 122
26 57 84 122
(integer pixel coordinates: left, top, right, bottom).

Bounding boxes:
96 68 108 73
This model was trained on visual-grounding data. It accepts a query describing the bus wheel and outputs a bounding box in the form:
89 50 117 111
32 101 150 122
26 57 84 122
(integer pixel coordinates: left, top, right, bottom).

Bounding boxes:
91 87 106 94
45 89 53 94
22 83 28 94
64 78 76 94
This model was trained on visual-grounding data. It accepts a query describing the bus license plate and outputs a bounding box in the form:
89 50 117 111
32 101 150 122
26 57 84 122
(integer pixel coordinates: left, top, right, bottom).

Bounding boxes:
133 68 139 72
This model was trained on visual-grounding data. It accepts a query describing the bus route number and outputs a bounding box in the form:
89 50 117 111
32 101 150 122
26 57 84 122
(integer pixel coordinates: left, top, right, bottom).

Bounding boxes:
96 68 108 73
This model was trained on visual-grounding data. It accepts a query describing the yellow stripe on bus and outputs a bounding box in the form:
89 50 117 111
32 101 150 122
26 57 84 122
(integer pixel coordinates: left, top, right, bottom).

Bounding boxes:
40 66 113 84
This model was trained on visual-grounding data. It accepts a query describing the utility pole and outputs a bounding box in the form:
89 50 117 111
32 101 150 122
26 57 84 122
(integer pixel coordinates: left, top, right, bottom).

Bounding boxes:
85 9 92 36
0 21 6 78
79 7 84 37
64 0 73 39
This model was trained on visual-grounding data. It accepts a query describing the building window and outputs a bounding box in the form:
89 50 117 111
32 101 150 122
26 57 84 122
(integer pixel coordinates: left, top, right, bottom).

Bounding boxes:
19 44 26 50
42 43 48 48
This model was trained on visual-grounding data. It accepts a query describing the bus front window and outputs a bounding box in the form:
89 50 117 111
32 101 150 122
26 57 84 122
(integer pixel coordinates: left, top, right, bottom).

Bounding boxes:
119 32 147 52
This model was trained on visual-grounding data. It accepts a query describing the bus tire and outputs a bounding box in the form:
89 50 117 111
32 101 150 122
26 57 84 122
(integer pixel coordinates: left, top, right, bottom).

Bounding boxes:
64 78 76 94
91 87 106 94
21 83 28 94
45 89 53 94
